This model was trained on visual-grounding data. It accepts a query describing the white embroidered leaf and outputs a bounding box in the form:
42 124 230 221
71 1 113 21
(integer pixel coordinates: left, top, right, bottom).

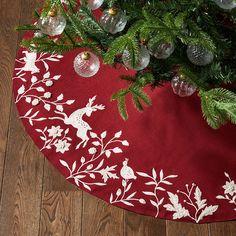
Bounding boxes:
57 94 64 101
127 192 137 200
36 86 45 92
40 136 46 141
31 111 39 118
121 200 134 207
143 191 156 197
66 100 75 105
65 128 69 134
42 60 49 71
94 159 104 170
145 181 157 186
167 175 178 179
72 161 76 172
25 97 31 103
35 129 42 133
60 160 69 169
53 75 61 80
159 169 164 180
159 198 164 206
24 108 33 117
44 72 50 79
197 205 218 223
126 182 132 192
161 180 173 185
116 189 122 196
92 141 100 146
122 140 129 146
101 131 107 139
110 193 113 203
90 132 97 138
86 164 93 170
75 175 86 179
47 57 60 61
163 203 176 212
194 186 203 208
150 200 159 208
81 156 85 163
44 104 51 111
113 147 122 153
156 187 166 191
82 182 91 191
105 150 111 158
94 183 106 186
136 172 150 178
37 118 47 121
18 85 25 95
74 178 80 187
168 192 179 206
114 131 122 138
29 119 33 126
89 173 95 179
224 172 230 178
216 195 225 200
56 105 63 112
152 168 157 180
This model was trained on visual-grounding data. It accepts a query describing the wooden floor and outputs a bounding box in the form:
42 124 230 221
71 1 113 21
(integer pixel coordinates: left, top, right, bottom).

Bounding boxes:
0 0 236 235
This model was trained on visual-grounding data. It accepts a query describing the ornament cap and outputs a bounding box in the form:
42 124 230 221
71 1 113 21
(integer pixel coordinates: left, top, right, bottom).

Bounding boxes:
48 8 57 17
108 7 118 16
81 52 91 60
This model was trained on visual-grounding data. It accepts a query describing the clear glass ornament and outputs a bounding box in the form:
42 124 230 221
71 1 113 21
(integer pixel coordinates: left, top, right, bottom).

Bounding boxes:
74 51 100 78
213 0 236 10
38 14 66 36
100 8 127 34
122 45 150 71
187 45 214 66
80 0 104 10
171 75 197 97
148 42 175 59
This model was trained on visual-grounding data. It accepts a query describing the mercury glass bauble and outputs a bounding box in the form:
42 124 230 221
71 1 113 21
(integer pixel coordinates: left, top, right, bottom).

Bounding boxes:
148 41 175 59
213 0 236 10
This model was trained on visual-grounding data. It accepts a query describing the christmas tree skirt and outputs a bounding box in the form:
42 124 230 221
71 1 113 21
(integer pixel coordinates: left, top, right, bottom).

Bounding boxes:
13 47 236 224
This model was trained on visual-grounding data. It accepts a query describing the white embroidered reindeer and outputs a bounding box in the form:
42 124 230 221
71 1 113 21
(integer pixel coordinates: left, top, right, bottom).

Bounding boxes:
15 51 40 75
49 96 105 149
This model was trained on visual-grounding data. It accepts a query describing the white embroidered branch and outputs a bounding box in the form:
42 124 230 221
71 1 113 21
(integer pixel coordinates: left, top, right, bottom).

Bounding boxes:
137 169 177 217
60 131 129 191
216 172 236 211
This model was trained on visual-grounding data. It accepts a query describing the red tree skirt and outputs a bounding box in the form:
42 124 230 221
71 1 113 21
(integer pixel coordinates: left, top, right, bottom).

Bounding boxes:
13 47 236 223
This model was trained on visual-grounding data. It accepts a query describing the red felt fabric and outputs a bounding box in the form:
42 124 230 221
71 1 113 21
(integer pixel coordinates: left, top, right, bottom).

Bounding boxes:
13 47 236 224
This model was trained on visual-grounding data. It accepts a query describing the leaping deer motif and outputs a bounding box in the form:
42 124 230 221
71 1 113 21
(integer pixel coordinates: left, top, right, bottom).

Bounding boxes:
49 96 105 149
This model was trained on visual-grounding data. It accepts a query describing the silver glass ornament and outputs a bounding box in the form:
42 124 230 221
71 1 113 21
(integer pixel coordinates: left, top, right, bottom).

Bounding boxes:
122 45 150 71
38 13 67 36
171 75 197 97
80 0 104 10
74 51 100 78
100 8 127 34
148 42 175 59
187 45 214 66
213 0 236 10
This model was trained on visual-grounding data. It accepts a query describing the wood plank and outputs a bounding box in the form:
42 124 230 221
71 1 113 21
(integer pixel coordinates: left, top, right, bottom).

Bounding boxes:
43 159 77 191
166 221 209 236
124 211 166 236
0 0 21 199
39 191 82 236
0 103 45 235
82 192 124 236
209 222 236 236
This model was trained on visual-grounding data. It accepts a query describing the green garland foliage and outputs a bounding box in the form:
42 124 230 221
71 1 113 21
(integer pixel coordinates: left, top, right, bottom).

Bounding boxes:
17 0 236 129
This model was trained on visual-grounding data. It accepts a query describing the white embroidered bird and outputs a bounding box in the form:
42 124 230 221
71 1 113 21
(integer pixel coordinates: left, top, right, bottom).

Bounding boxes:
120 158 137 180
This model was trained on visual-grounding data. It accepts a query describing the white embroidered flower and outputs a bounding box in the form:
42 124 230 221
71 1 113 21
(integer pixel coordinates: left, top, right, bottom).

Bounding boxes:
47 126 63 139
31 76 38 83
45 80 53 87
44 92 52 99
32 98 40 106
223 180 236 196
55 140 71 154
88 147 97 154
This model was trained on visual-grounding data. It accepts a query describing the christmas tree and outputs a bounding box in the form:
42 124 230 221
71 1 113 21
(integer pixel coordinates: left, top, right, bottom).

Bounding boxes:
17 0 236 129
